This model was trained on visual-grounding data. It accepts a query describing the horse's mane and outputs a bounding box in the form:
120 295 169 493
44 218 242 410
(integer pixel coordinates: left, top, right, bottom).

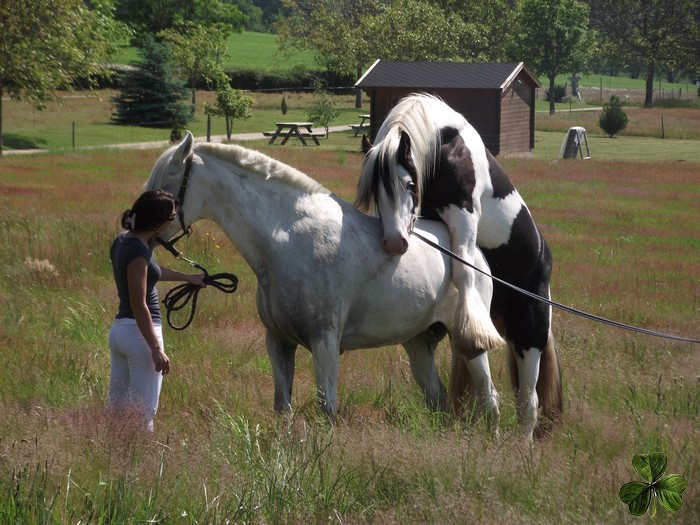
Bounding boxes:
355 93 461 213
195 142 330 194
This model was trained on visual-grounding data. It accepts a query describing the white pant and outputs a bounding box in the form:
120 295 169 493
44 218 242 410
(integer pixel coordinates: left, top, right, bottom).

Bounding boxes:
108 318 164 431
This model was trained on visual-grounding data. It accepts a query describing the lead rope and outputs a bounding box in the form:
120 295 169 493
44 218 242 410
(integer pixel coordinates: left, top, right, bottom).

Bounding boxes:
156 237 238 331
411 230 699 344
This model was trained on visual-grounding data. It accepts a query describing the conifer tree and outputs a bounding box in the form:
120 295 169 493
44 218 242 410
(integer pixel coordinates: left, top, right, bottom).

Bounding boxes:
598 95 629 138
111 35 190 129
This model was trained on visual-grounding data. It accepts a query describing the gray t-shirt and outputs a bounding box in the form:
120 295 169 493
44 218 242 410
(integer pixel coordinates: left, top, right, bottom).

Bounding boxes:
110 232 162 324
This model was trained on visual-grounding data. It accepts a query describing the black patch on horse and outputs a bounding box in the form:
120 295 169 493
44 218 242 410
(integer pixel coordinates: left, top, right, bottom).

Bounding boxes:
486 150 516 199
481 208 552 354
421 127 476 219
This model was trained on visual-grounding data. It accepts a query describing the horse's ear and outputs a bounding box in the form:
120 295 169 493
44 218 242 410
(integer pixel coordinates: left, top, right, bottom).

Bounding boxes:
399 130 411 162
361 134 373 154
173 130 195 166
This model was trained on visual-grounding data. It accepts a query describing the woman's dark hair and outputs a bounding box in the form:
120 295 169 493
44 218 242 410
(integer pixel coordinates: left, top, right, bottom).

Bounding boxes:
121 189 175 231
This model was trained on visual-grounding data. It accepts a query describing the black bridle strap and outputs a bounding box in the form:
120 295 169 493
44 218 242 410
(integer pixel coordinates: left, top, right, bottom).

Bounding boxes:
176 152 193 234
154 151 194 256
411 230 699 344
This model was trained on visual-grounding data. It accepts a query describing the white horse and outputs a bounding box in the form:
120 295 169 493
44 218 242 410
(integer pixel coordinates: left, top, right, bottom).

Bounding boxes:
146 132 500 428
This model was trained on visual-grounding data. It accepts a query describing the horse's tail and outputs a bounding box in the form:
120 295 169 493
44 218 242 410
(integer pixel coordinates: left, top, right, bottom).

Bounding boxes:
449 350 474 420
508 331 563 439
535 331 563 438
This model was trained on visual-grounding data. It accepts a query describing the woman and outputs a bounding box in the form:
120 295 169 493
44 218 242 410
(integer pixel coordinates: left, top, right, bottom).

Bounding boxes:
108 189 206 431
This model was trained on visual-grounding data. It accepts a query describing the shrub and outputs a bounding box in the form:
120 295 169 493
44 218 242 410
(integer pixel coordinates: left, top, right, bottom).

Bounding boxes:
307 87 340 136
544 84 567 103
598 95 629 137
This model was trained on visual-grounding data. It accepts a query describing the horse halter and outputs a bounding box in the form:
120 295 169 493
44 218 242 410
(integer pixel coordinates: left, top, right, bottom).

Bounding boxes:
155 150 194 259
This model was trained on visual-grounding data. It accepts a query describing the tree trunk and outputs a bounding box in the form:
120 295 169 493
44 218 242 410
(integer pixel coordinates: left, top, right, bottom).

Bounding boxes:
644 64 655 108
549 76 556 115
191 84 196 115
226 116 232 140
0 85 3 155
355 65 363 109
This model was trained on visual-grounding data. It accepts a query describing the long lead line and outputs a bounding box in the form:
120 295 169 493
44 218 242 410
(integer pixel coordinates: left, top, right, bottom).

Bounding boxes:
411 230 699 344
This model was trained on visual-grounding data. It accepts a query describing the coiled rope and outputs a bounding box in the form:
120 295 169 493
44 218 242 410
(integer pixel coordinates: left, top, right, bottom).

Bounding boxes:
411 230 699 344
163 270 238 331
155 236 238 331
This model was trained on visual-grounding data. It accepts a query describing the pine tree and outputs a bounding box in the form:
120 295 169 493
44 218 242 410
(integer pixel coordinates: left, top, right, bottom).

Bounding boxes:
598 95 629 138
111 35 190 129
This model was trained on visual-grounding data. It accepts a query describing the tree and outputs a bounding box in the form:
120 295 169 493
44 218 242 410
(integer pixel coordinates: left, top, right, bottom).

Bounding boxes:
277 0 381 108
0 0 125 154
588 0 700 108
307 87 340 137
360 0 477 62
111 36 191 129
436 0 519 62
114 0 245 39
160 22 230 113
204 72 254 140
598 95 628 137
278 0 523 108
512 0 591 115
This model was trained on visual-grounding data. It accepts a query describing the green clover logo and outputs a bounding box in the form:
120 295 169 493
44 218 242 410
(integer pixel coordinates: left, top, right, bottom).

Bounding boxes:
619 452 687 517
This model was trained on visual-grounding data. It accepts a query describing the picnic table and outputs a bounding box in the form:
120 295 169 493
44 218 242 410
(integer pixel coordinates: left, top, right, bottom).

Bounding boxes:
262 122 325 146
351 114 370 136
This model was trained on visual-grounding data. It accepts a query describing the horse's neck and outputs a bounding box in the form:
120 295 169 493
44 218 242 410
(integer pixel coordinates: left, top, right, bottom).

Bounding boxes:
198 163 314 271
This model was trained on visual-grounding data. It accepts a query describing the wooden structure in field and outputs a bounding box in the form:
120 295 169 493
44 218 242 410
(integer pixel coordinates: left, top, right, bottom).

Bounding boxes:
355 60 541 156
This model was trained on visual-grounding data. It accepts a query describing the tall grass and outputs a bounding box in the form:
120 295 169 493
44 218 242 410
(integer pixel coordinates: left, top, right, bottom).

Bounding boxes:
0 138 698 522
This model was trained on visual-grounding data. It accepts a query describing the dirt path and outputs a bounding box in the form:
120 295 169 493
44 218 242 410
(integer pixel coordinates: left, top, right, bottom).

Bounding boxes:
2 125 355 155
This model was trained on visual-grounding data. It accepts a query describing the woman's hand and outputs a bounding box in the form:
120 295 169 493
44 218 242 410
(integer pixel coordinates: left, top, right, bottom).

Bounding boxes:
188 273 207 288
152 346 171 375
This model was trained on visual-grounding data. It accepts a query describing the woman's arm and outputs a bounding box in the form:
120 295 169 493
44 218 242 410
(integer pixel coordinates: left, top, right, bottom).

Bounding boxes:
127 257 170 375
160 267 206 288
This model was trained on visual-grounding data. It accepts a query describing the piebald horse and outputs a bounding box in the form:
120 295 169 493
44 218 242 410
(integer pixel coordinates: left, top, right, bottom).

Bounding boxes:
356 94 562 439
147 132 500 429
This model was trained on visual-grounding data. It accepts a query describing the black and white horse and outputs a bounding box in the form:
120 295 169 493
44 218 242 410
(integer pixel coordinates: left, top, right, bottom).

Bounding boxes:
356 94 562 440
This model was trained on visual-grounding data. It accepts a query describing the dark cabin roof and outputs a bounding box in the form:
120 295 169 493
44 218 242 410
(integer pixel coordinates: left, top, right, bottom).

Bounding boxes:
356 60 541 91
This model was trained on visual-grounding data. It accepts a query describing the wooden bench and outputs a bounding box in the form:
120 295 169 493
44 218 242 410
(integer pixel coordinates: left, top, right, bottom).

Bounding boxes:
263 122 324 146
352 114 370 136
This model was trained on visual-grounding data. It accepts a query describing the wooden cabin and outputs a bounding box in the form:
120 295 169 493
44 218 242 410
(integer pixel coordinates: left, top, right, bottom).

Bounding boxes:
355 60 541 156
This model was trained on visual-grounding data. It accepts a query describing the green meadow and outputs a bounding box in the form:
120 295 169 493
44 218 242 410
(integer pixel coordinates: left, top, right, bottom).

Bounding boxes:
112 31 320 71
0 96 698 522
1 29 699 520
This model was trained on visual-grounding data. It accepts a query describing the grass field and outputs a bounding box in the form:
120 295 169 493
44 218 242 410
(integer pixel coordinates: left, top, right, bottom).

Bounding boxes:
0 113 698 522
112 31 320 72
4 88 700 164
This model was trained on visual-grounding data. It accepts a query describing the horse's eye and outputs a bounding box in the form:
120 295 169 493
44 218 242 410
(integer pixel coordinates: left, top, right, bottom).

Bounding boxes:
406 181 416 191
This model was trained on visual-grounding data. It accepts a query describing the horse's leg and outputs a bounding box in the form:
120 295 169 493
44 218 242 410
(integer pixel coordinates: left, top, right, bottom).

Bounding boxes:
402 330 447 412
505 267 563 440
512 346 541 443
265 331 297 413
463 352 500 435
309 332 341 420
439 205 504 356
